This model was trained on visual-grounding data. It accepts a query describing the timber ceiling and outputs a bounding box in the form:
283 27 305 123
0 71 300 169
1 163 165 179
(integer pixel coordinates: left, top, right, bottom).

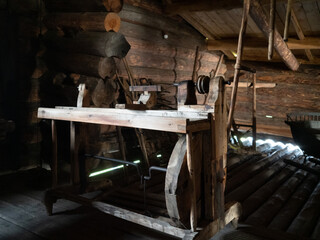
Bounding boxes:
163 0 320 65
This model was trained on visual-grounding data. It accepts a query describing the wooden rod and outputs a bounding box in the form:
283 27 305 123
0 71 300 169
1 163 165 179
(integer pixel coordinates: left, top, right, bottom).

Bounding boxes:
51 120 58 188
186 130 197 231
252 73 257 151
192 46 199 83
283 0 293 41
227 0 251 135
268 0 276 60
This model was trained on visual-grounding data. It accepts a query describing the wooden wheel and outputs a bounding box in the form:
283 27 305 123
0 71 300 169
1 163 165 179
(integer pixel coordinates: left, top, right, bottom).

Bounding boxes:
165 133 203 228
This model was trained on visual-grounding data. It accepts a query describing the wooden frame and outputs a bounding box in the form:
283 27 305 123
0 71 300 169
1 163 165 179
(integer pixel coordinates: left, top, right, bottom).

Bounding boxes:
38 76 240 239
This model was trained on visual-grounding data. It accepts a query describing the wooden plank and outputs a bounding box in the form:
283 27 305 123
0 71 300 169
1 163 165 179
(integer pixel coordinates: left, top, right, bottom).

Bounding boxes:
38 107 211 133
51 120 57 188
207 37 320 50
291 9 314 61
226 82 276 88
186 132 197 231
54 106 211 119
252 73 257 150
0 217 44 240
92 201 197 239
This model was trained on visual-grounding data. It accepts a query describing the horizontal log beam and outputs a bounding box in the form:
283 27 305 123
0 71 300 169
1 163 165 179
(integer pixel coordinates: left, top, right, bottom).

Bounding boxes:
207 37 320 50
226 82 276 88
164 0 314 13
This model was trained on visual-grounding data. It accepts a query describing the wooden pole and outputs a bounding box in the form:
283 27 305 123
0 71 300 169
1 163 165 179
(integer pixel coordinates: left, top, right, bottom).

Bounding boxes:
227 0 250 135
70 121 79 185
186 130 197 231
283 0 293 41
268 0 276 60
249 0 299 70
252 73 257 150
192 46 199 83
51 120 58 188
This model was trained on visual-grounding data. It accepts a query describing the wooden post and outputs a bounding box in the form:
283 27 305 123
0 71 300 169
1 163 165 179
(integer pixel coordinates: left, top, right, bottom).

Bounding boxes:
70 121 79 185
283 0 292 41
51 120 58 188
268 0 276 60
227 0 250 135
186 129 197 231
252 73 257 150
213 76 227 228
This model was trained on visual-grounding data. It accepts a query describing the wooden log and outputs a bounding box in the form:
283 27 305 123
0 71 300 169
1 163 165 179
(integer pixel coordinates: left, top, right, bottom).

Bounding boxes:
47 52 116 79
226 149 288 194
268 0 276 60
243 168 308 226
226 161 288 203
44 0 123 13
44 31 130 59
243 165 297 222
44 12 120 32
249 0 299 71
287 181 320 237
268 174 319 231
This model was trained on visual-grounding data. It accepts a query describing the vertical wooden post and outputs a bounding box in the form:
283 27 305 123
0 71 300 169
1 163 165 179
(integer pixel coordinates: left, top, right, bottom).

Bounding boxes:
268 0 276 60
51 120 58 188
283 0 292 41
227 0 250 135
70 121 79 185
252 73 257 150
186 128 197 231
213 76 227 228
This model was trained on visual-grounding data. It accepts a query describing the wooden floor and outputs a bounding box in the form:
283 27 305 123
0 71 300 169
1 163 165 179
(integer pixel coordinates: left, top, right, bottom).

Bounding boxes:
0 169 177 240
1 141 319 240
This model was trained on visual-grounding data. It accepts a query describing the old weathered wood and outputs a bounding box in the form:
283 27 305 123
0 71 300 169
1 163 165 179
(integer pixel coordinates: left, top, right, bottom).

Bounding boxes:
268 0 276 60
207 37 320 50
244 168 308 226
290 9 314 61
186 131 197 231
51 120 58 188
226 82 276 88
44 0 123 12
243 165 296 222
252 73 257 150
227 0 250 135
44 12 121 32
47 52 116 79
129 85 161 92
92 201 197 239
38 107 210 133
283 0 293 41
249 0 299 70
70 121 79 185
268 173 319 231
286 181 320 236
213 76 227 227
44 31 130 59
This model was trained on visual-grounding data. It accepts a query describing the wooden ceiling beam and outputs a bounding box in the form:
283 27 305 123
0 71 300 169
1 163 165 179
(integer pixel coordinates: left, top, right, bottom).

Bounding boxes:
207 37 320 50
249 0 299 70
290 9 314 61
164 0 315 14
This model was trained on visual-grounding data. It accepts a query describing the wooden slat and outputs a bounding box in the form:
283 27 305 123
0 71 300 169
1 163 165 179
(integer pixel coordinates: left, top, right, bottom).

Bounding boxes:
38 107 211 133
291 9 314 61
92 201 197 239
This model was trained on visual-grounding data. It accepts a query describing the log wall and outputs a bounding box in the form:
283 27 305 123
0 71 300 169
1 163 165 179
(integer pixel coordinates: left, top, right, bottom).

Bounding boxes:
226 61 320 137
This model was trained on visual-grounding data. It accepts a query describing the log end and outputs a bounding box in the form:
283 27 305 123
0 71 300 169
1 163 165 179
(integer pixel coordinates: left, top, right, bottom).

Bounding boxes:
104 12 121 32
102 0 123 13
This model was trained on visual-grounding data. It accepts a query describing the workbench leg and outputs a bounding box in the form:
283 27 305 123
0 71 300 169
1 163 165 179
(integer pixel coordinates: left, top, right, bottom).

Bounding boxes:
70 121 80 185
186 131 197 232
51 120 58 188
